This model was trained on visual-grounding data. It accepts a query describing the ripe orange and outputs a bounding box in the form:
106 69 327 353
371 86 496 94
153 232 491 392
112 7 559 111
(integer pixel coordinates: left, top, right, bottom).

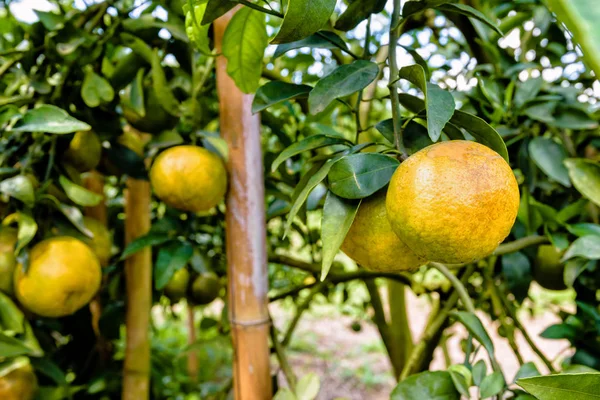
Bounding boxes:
386 141 519 264
14 237 102 317
149 145 227 212
0 359 38 400
341 190 425 272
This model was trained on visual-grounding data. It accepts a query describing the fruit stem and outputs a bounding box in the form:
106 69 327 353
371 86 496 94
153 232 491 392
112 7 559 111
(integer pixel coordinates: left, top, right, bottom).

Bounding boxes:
388 0 409 159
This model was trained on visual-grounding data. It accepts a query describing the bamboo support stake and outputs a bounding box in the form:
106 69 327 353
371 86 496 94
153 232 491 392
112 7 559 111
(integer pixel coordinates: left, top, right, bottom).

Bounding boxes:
83 170 110 363
215 9 272 400
122 166 152 400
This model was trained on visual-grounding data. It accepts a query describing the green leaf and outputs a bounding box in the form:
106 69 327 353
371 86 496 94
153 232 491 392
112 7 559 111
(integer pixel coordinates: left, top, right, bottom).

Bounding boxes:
58 176 103 207
567 223 600 237
155 241 194 290
502 252 531 303
518 373 600 399
438 3 502 35
564 159 600 206
0 175 35 207
81 69 115 108
121 232 174 259
271 135 349 172
124 68 146 117
295 372 320 400
320 193 359 281
3 212 37 256
284 161 335 238
451 311 496 362
546 0 600 78
514 77 543 109
120 33 154 63
222 7 268 93
273 31 348 58
552 107 598 130
540 323 577 339
327 153 399 199
123 14 188 42
562 235 600 261
0 292 25 333
30 358 67 385
514 362 540 382
11 105 91 134
253 81 312 113
202 0 236 25
529 137 571 187
309 60 379 114
397 64 455 142
334 0 386 31
41 195 92 237
400 46 431 80
524 102 556 124
472 360 487 386
0 332 39 358
480 372 505 398
450 111 509 162
151 49 180 116
273 388 297 400
448 365 472 397
34 10 64 30
391 371 460 400
272 0 337 44
184 1 211 54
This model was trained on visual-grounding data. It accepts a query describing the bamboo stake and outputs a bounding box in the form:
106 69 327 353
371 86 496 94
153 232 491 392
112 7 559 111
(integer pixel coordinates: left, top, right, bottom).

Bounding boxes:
122 165 152 400
215 9 272 399
83 170 111 363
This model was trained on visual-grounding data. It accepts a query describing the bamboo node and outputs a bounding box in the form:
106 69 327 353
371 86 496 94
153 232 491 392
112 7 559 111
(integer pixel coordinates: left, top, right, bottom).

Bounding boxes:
229 318 271 327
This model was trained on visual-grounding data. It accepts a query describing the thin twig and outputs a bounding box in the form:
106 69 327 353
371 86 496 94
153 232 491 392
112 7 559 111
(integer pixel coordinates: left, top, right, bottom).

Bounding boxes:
495 285 556 373
387 0 408 158
315 31 360 60
269 316 297 391
282 282 325 346
494 235 548 256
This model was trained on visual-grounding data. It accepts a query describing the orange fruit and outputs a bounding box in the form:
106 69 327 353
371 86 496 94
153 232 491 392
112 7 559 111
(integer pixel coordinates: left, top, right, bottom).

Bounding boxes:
14 237 101 317
0 228 17 295
82 217 112 267
533 245 567 291
149 146 227 212
164 267 190 302
64 131 102 172
386 141 519 264
0 358 37 400
189 272 221 305
341 190 425 272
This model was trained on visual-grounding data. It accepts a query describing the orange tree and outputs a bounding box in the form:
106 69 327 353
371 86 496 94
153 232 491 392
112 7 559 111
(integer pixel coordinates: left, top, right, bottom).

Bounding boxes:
0 0 599 399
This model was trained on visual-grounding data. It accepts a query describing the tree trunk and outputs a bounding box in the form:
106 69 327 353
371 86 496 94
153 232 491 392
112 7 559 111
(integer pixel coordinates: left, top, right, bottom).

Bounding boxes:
388 281 413 378
215 9 272 400
122 173 152 400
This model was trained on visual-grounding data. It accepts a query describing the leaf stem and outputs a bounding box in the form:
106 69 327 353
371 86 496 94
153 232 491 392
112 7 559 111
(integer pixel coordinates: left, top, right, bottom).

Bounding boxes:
388 0 408 159
238 0 283 18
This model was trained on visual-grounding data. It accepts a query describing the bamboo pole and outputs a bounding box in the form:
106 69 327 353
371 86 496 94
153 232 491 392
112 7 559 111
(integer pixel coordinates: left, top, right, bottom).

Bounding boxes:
122 165 152 400
83 170 111 363
215 9 272 400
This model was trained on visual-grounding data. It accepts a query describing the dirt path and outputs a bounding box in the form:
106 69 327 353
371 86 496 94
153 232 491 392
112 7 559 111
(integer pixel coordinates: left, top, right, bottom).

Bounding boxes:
271 286 572 399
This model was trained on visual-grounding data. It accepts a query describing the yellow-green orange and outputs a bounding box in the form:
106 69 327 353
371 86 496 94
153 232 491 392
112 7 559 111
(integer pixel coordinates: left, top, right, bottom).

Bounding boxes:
14 237 102 318
533 245 567 291
190 272 221 305
0 228 17 295
341 191 425 272
386 141 519 264
64 131 102 172
164 267 190 302
82 217 112 267
0 360 37 400
150 146 227 212
122 86 177 134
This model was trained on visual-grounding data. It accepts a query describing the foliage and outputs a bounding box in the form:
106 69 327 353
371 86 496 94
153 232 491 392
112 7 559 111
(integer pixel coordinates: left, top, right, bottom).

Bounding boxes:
0 0 599 398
